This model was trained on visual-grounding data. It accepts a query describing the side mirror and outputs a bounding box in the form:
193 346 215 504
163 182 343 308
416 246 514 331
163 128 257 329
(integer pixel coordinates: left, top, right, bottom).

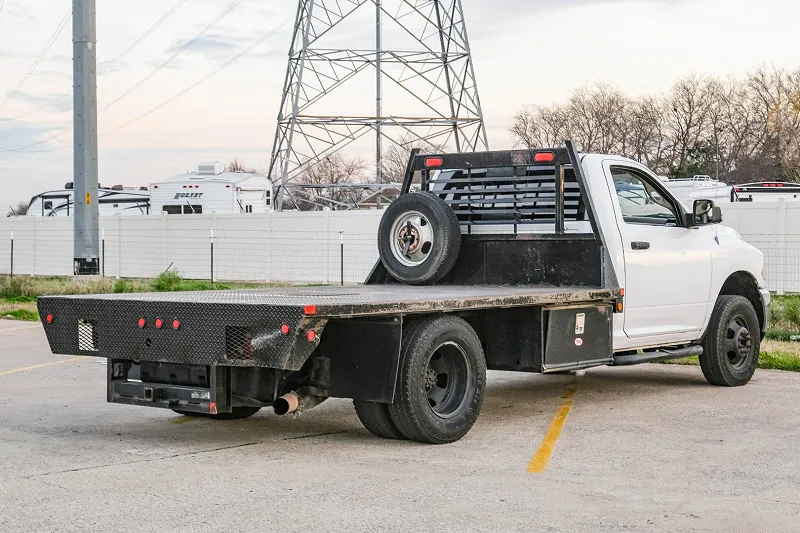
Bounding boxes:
690 199 723 226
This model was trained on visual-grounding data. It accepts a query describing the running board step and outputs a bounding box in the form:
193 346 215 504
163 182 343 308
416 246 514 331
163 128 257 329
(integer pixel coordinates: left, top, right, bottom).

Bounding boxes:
612 345 703 366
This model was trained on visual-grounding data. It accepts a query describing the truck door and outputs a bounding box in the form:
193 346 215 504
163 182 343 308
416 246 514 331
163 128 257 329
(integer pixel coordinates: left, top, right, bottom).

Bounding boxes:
604 163 713 341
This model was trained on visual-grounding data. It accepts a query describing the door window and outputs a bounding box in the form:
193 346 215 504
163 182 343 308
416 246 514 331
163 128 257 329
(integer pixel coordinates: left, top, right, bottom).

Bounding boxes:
611 167 679 226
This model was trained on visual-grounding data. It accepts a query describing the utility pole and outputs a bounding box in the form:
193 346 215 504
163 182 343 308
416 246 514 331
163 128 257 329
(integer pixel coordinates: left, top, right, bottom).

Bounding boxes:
375 0 383 209
72 0 100 275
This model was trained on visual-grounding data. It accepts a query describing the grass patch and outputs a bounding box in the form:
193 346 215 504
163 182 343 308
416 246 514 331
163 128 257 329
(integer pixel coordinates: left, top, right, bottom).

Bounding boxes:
2 308 39 321
660 339 800 373
0 271 281 304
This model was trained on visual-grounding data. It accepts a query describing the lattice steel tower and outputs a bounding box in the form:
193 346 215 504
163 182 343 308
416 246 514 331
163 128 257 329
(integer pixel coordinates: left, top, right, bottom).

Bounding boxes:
268 0 489 210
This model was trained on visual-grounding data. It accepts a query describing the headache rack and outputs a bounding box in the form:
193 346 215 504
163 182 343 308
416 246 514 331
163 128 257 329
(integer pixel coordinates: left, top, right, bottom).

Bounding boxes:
402 140 596 235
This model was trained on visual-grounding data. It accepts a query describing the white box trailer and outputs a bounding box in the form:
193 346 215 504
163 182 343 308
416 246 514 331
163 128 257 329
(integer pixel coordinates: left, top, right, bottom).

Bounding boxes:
149 162 274 215
25 183 151 217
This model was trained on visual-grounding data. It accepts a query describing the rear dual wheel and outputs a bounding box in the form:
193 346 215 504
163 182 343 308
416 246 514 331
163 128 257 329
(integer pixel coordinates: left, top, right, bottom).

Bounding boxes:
354 316 486 444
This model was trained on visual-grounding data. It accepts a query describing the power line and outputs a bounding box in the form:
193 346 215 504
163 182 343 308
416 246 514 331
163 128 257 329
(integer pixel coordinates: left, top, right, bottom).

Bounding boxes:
98 0 246 113
0 0 245 152
103 0 190 72
0 13 292 153
0 0 190 123
104 15 293 135
0 8 71 114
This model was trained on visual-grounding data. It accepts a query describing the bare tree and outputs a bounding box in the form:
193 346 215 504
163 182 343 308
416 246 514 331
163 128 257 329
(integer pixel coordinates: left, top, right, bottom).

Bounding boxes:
290 153 369 211
6 201 28 217
224 158 262 174
509 66 800 183
381 133 449 184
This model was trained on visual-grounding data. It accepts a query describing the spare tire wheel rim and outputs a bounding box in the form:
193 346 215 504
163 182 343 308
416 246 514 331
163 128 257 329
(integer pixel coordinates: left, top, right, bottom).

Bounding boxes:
390 210 435 267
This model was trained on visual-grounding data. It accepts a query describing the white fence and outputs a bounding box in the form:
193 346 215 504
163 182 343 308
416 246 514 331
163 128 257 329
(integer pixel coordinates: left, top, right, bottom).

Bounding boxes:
717 199 800 294
0 210 384 285
0 200 799 292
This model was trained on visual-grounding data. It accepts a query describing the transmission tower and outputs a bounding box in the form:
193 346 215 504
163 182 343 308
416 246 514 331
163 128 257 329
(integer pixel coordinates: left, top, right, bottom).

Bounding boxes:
268 0 489 210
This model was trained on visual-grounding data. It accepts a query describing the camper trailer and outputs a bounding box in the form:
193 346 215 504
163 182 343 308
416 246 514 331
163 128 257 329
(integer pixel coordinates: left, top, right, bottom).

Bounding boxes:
659 175 732 206
731 182 800 202
26 183 150 217
149 162 274 215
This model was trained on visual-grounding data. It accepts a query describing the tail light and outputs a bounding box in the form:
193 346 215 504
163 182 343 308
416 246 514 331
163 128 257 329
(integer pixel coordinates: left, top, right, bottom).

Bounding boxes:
46 313 54 324
137 318 146 328
155 318 164 329
172 319 181 330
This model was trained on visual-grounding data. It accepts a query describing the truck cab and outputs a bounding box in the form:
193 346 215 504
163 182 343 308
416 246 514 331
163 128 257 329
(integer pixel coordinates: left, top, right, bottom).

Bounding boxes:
580 154 768 352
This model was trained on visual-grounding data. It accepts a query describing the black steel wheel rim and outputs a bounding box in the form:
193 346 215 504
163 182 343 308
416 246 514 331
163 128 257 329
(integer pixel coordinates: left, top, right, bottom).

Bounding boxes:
423 341 471 418
725 313 754 369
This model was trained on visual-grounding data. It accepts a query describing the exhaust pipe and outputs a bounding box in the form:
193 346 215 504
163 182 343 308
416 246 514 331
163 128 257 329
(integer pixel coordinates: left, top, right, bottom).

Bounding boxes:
273 391 327 416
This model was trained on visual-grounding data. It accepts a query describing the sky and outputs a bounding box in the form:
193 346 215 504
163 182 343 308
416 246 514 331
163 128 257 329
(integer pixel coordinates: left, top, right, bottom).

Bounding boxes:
0 0 799 210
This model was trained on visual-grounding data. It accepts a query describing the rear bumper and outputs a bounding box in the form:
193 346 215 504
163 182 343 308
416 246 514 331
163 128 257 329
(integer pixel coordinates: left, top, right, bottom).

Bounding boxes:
759 288 771 336
107 361 236 415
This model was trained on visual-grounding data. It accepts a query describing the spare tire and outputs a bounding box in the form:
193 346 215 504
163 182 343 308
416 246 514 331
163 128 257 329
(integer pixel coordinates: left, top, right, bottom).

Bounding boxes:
378 192 461 285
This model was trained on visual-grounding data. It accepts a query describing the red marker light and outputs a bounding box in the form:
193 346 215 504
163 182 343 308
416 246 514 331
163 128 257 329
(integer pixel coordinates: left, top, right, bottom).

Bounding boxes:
306 330 316 342
46 313 54 324
155 318 164 329
424 157 443 168
281 324 290 335
137 318 146 328
304 305 317 315
534 151 555 163
172 319 181 330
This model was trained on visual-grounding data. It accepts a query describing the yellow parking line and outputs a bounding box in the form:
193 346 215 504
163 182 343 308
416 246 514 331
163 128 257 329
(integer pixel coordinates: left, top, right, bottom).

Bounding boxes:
0 324 41 334
527 384 578 473
0 356 83 378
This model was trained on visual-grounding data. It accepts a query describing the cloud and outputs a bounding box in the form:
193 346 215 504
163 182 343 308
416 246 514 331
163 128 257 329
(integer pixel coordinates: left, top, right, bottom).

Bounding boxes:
5 91 72 113
0 120 68 152
165 32 250 57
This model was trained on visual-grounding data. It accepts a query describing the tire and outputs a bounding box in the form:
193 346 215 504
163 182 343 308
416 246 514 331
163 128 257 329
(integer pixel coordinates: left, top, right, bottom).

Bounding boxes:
171 406 261 420
377 192 461 285
353 400 407 440
700 295 760 387
388 315 487 444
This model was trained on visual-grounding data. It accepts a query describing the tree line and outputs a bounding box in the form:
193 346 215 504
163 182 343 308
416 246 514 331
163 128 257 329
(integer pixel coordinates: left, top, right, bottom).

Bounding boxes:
509 65 800 184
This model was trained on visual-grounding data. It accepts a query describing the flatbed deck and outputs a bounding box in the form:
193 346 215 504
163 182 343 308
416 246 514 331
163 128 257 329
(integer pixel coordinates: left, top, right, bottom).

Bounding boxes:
40 285 622 319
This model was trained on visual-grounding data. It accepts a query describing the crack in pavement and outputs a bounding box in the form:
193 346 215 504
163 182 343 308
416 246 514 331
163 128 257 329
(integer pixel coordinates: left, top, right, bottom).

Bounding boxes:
22 430 352 479
23 441 262 479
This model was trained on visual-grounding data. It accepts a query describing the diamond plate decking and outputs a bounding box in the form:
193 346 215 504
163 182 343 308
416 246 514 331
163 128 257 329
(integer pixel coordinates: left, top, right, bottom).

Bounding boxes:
40 285 621 319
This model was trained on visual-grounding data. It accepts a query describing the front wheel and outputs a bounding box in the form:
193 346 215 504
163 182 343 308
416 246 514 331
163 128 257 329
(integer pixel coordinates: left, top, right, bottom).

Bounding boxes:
388 316 486 444
700 295 760 387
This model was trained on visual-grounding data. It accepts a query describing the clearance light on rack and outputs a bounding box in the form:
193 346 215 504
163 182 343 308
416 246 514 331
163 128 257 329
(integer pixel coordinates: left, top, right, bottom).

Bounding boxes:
424 157 443 168
534 151 555 163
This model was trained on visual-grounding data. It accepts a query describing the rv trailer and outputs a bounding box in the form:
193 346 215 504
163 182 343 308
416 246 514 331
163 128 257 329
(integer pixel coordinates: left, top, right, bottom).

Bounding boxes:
149 162 274 215
26 183 150 217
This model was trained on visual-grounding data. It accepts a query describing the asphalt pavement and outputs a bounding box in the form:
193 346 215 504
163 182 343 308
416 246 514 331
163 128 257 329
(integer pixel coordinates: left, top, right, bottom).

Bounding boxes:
1 320 798 533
